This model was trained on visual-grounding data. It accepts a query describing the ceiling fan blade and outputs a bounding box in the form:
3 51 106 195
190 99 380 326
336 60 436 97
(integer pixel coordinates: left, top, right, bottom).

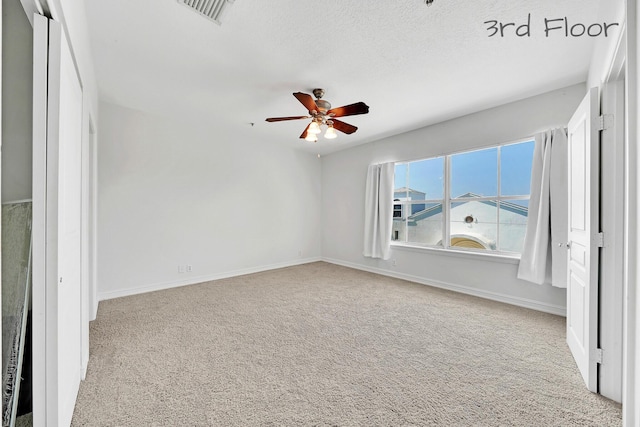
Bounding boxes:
331 119 358 134
299 123 311 139
327 102 369 118
293 92 318 113
265 116 310 122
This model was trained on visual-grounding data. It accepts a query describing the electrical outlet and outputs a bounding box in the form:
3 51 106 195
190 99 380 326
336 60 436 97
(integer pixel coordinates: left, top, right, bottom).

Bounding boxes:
186 265 192 273
298 250 302 257
392 259 397 267
178 265 185 273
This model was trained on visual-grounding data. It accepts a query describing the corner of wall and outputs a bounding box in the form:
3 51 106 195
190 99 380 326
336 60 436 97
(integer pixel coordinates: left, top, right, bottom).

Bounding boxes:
586 1 627 90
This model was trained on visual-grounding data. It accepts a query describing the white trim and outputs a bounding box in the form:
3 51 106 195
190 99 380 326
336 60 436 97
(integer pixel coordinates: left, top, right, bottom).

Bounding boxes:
390 242 520 264
89 119 98 321
598 79 625 403
31 14 53 427
450 195 531 202
322 257 566 317
623 1 638 424
2 198 33 205
18 0 44 26
496 145 502 251
0 0 3 424
98 257 322 301
605 21 628 84
80 90 90 380
444 155 451 248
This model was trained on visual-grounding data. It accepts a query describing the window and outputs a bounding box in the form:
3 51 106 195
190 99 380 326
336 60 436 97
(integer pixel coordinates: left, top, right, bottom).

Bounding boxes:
392 139 534 254
393 200 402 218
392 158 444 245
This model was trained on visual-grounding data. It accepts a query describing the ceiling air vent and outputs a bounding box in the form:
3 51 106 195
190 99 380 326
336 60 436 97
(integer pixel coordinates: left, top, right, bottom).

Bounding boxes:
177 0 235 25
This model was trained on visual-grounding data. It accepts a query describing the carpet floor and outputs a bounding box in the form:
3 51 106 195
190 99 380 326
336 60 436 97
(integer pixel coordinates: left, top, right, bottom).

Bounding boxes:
71 262 622 426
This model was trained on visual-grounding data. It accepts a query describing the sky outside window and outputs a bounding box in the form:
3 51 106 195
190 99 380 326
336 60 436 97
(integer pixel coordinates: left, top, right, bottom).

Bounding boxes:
394 157 444 199
501 140 535 196
395 141 534 198
450 147 498 197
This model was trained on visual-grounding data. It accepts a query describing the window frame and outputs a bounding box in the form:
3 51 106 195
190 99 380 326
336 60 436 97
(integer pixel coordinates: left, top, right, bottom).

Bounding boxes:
391 137 534 257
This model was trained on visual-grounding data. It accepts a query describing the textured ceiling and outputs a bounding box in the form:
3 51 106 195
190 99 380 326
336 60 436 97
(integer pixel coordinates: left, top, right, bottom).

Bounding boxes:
85 0 620 155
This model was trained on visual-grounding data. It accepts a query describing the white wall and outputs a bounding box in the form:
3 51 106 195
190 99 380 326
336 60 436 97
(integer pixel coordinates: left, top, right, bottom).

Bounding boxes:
1 0 32 203
322 84 587 315
97 101 322 299
587 0 626 89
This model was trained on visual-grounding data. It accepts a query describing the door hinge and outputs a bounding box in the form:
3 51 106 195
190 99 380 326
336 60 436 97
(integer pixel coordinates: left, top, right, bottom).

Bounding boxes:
595 348 603 364
598 114 614 131
594 232 605 247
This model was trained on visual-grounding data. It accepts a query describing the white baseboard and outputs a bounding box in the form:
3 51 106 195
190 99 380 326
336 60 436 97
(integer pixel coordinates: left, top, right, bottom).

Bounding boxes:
98 257 322 301
97 256 566 317
322 257 567 317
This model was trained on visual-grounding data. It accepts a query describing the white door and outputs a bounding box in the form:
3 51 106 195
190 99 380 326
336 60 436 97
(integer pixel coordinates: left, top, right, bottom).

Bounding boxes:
32 14 84 427
57 18 84 424
566 87 600 392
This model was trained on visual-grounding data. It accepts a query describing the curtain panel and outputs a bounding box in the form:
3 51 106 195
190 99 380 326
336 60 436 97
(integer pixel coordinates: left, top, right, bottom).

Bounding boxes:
517 128 568 287
363 162 395 260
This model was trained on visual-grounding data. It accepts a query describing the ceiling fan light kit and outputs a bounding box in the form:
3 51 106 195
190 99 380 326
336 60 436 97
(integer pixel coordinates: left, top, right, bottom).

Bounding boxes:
308 121 322 135
266 89 370 143
324 125 337 139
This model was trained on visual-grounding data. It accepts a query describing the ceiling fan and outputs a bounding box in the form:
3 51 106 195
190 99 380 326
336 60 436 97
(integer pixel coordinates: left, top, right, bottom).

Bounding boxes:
265 89 370 142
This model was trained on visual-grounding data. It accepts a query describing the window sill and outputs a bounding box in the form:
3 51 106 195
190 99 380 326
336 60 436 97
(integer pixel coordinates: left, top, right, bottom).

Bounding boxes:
390 242 521 265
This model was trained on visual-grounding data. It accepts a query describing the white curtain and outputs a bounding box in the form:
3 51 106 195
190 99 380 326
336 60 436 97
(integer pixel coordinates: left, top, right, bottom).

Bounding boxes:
517 128 568 287
363 162 395 260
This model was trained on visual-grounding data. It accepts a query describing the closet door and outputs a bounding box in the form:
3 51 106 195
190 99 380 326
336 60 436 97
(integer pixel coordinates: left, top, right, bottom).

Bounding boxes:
32 14 84 427
566 87 600 393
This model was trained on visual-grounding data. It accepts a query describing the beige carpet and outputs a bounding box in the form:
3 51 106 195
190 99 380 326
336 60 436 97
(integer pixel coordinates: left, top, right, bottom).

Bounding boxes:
71 262 621 426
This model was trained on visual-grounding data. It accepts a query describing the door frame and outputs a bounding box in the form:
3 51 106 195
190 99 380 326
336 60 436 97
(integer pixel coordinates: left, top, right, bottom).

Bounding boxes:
622 0 639 424
31 14 54 425
597 21 626 403
0 0 3 402
81 110 96 375
88 118 98 322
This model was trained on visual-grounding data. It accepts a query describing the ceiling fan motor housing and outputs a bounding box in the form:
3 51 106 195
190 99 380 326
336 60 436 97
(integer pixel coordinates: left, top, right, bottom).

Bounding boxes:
315 99 331 113
312 88 331 112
